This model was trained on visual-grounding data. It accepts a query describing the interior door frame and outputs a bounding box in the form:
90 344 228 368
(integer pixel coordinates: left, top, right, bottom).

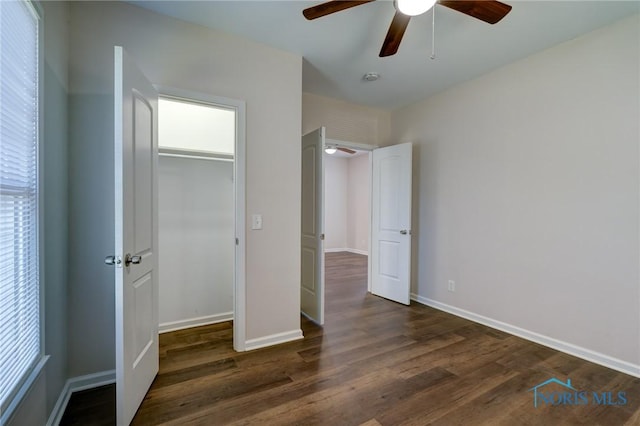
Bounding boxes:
155 86 247 351
323 138 377 292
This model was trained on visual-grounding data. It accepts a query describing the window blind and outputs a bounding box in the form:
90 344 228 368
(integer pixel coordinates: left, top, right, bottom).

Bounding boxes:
0 0 41 413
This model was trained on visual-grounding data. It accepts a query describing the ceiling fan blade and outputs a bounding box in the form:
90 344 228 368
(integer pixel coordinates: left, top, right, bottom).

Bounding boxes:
303 0 375 20
337 147 357 155
438 0 512 24
379 11 411 57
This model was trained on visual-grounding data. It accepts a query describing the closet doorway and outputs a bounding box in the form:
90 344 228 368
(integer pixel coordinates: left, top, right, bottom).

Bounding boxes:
157 90 246 350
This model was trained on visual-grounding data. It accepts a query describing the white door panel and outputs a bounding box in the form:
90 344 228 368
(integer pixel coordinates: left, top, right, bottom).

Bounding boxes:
114 46 159 425
300 128 325 325
133 94 153 256
371 143 412 305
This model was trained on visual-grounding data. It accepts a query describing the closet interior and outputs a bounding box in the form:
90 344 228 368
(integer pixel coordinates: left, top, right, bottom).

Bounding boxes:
157 97 235 333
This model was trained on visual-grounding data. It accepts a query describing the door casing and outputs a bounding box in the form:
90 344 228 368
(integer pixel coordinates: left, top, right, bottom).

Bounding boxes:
156 86 247 351
300 138 413 319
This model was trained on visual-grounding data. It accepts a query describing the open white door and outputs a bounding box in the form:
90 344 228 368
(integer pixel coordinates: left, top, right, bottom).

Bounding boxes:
114 46 159 425
371 143 412 305
300 128 325 325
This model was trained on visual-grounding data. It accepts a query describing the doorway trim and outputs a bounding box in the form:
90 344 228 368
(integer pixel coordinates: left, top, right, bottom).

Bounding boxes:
325 138 378 153
324 138 377 292
155 85 247 352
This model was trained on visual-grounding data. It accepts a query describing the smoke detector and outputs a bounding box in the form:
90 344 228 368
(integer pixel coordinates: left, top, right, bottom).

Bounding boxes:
363 72 380 82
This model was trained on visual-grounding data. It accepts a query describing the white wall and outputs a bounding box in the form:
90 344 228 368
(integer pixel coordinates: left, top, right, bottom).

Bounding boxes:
41 0 70 416
158 157 234 330
324 155 348 250
323 153 370 254
391 15 640 369
347 154 370 254
68 1 302 378
302 92 391 145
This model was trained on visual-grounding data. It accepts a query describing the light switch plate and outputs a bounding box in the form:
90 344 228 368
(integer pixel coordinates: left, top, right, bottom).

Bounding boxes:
252 214 263 230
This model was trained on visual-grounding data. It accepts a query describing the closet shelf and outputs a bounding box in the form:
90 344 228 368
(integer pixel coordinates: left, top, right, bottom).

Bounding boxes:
159 147 234 162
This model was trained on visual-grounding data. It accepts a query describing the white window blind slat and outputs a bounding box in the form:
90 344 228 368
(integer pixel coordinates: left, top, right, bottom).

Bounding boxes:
0 0 41 414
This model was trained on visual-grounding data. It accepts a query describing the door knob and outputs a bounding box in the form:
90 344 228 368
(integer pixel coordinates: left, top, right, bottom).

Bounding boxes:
124 253 142 267
400 229 408 235
105 255 121 266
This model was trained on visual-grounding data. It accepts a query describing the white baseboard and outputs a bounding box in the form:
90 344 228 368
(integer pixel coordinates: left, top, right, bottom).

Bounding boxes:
47 370 116 426
324 248 368 256
325 248 348 253
346 248 368 256
244 329 304 351
411 294 640 378
159 312 233 334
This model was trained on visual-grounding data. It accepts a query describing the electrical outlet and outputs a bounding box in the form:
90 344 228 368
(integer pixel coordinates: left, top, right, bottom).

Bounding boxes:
448 280 456 292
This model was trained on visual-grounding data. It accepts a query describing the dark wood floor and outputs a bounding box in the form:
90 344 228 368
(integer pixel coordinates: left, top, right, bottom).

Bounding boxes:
62 251 640 425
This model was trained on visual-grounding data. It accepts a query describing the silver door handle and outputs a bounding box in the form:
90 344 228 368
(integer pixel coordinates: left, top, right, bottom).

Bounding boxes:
400 230 408 235
105 255 121 266
124 253 141 267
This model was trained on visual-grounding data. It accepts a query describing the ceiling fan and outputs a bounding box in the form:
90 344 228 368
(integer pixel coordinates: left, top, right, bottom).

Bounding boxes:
325 145 357 155
303 0 512 57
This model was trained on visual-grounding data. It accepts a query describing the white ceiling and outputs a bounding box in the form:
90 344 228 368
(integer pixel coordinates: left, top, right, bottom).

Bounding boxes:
128 1 639 110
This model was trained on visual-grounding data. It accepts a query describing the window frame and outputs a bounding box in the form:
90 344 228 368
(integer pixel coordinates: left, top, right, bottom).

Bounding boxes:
0 0 48 423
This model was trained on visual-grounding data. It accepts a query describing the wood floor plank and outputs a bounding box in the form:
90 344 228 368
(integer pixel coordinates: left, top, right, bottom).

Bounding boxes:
358 420 383 426
225 369 398 426
61 251 640 425
494 361 637 426
159 363 357 425
59 385 115 426
132 368 293 425
428 368 553 426
625 408 640 425
497 345 580 375
378 362 520 425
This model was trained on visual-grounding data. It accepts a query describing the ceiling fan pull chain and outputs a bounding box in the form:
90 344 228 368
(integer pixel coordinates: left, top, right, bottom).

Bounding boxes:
430 5 436 60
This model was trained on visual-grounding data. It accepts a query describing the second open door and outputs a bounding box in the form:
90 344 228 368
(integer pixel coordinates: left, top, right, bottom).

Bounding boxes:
370 143 412 305
300 128 326 325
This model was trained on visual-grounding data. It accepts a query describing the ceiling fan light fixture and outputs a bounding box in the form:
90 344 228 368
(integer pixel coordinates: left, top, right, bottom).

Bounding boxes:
325 146 337 154
396 0 437 16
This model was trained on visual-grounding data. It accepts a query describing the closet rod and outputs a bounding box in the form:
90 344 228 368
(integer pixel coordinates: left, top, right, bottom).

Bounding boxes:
159 152 234 162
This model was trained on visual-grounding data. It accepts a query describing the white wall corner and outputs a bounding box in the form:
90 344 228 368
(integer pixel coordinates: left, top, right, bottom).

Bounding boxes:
244 329 304 351
411 294 640 379
46 370 116 426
